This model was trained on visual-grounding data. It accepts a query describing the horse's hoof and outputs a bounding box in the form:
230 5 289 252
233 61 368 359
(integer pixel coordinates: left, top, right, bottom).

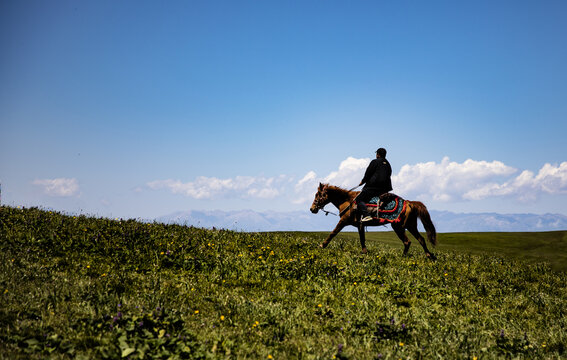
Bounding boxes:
361 248 368 255
320 243 328 249
427 253 437 261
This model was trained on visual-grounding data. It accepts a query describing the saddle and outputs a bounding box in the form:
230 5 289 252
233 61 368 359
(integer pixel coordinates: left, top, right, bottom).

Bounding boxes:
362 193 407 223
367 192 399 209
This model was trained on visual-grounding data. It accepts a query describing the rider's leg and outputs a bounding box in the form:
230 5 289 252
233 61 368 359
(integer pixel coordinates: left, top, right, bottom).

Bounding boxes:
356 189 373 221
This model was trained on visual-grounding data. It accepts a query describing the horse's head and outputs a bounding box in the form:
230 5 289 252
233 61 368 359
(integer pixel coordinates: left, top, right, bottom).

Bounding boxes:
310 183 330 214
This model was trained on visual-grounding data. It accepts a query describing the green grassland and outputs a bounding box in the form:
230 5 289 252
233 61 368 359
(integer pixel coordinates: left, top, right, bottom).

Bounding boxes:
337 230 567 272
1 206 566 359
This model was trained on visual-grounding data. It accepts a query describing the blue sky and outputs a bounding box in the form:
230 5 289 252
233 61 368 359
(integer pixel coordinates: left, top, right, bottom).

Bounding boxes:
1 0 566 220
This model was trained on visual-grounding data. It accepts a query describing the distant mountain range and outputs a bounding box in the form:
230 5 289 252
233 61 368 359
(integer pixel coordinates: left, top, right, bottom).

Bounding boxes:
156 209 567 233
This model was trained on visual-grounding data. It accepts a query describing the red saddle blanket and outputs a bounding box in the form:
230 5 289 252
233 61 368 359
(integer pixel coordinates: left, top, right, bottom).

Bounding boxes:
365 193 407 224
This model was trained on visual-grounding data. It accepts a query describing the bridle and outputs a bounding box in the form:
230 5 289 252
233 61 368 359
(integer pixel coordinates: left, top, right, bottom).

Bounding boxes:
312 194 336 216
312 184 362 217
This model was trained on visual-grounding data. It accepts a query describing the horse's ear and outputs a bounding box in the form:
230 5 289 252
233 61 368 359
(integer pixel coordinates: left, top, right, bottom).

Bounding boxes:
318 183 323 189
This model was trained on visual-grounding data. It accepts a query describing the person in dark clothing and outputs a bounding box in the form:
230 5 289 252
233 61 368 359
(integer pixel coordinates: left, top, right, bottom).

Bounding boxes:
357 148 393 222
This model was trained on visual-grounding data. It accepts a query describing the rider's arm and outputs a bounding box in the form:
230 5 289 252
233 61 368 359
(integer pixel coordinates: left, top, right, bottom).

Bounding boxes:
360 159 377 186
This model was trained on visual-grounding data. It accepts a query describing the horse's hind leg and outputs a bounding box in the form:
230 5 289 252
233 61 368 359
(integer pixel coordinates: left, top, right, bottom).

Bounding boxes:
392 223 411 256
407 225 436 260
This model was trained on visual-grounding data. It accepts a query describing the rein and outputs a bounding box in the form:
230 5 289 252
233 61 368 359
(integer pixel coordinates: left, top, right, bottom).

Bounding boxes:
321 208 339 217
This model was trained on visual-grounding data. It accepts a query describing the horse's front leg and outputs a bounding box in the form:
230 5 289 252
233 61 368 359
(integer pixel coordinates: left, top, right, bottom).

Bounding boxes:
320 220 347 249
358 224 367 254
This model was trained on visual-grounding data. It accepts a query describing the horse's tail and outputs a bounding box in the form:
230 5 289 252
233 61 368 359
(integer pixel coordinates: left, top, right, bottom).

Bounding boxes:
412 201 437 246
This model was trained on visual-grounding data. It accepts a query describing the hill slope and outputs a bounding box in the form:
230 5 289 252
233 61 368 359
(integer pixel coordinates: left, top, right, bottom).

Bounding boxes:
337 230 567 272
1 206 566 359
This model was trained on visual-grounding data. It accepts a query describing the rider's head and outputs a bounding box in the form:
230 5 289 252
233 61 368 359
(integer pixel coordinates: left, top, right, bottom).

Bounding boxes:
376 148 387 158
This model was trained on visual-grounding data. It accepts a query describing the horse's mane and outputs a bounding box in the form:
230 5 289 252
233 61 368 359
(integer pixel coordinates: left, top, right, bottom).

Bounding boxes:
321 183 345 191
323 183 348 191
322 183 357 195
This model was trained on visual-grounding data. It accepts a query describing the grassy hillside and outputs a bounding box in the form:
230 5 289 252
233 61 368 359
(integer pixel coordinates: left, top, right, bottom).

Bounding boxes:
1 206 566 359
337 230 567 272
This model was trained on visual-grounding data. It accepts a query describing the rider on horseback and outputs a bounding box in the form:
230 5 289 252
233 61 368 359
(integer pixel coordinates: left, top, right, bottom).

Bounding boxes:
356 148 393 222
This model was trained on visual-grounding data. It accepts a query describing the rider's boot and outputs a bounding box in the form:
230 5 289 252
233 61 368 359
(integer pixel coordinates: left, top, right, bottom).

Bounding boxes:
361 210 373 222
357 200 373 222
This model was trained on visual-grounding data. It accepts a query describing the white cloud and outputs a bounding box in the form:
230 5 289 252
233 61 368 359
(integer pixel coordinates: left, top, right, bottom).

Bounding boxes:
148 158 567 207
293 156 567 205
296 171 317 190
147 175 287 200
33 178 79 197
394 158 567 202
536 162 567 194
293 157 370 204
324 156 370 187
393 157 517 201
464 162 567 201
292 171 319 204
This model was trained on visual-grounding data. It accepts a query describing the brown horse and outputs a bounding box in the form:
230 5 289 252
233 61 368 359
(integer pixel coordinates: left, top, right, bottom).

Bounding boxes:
310 183 437 259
